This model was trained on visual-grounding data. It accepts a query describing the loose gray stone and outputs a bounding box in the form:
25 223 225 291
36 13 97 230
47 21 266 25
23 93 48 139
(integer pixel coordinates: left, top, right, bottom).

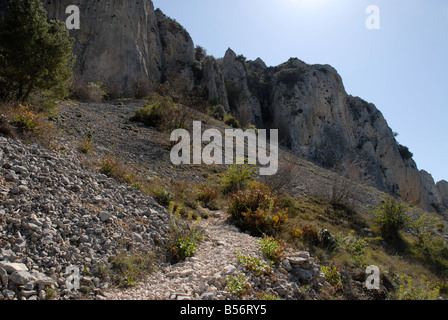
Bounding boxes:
0 262 28 273
293 268 313 282
0 267 8 287
3 289 15 300
10 270 35 285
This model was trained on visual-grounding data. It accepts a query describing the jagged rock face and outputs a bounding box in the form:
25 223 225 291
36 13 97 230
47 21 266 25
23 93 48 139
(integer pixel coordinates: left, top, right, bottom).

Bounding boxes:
437 181 448 210
220 55 448 213
43 0 163 96
218 49 263 127
154 8 195 91
42 0 228 105
194 55 229 109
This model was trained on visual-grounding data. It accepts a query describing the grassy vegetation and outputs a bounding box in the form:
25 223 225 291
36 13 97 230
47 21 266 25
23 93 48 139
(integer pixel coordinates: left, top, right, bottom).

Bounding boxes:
98 251 156 288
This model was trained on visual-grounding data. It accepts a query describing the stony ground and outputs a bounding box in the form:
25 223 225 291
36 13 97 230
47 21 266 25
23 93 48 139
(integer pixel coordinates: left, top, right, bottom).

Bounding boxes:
0 100 426 300
0 135 332 300
104 212 330 301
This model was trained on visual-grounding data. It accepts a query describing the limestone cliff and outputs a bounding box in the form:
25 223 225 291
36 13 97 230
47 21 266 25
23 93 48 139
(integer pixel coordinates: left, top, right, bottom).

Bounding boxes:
41 0 228 106
7 0 445 213
219 50 448 213
44 0 163 96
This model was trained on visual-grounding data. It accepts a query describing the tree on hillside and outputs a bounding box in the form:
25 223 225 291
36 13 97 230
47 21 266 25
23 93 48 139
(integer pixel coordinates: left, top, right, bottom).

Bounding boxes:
0 0 74 109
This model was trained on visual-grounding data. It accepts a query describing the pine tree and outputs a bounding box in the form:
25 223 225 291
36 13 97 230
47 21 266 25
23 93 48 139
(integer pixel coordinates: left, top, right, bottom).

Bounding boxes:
0 0 74 109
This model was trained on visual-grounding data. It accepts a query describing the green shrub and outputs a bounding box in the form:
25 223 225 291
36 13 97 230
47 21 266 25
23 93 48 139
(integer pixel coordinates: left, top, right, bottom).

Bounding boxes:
104 251 156 288
153 188 174 207
79 136 94 154
209 104 226 121
338 230 370 265
224 115 241 129
220 163 256 194
70 77 109 103
258 236 285 264
130 94 188 131
11 105 42 133
100 154 119 177
226 274 249 298
372 197 410 243
237 252 273 277
171 236 197 261
317 229 337 250
228 182 288 236
276 68 303 88
398 144 413 160
258 292 282 300
166 204 204 263
392 275 440 300
196 183 220 209
295 222 320 245
320 265 342 289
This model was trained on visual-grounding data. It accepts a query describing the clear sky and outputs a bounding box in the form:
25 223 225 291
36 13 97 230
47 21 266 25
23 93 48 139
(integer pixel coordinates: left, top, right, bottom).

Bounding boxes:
152 0 448 183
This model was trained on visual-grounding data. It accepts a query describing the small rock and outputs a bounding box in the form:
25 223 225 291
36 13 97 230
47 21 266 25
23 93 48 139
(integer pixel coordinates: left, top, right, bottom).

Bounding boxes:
10 270 35 285
31 271 55 286
21 290 38 298
11 166 28 174
98 211 114 223
3 289 15 300
38 289 47 300
0 267 8 287
281 259 292 272
0 262 29 273
178 269 195 277
293 268 313 282
222 265 236 276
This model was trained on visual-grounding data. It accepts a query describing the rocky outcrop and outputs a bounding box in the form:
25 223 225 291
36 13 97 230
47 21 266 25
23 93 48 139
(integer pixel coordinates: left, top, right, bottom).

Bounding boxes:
32 1 448 212
44 0 164 96
218 54 448 213
41 1 228 106
218 49 263 126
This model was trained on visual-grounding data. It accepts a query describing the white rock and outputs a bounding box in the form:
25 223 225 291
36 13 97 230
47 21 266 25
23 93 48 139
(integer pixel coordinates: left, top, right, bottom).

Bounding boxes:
10 270 35 285
0 262 29 273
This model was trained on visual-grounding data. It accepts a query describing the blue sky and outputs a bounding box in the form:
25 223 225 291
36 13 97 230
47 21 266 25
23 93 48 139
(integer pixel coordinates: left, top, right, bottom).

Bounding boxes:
153 0 448 183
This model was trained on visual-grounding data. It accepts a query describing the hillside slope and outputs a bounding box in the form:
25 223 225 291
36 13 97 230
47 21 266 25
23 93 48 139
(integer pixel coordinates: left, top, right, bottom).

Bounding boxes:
39 0 448 214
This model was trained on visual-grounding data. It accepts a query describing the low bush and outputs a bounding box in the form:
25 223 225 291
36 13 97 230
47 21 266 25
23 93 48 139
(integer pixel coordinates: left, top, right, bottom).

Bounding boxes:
295 222 320 245
320 265 343 289
237 252 273 277
226 274 249 298
220 163 256 194
224 115 241 129
102 251 156 288
372 197 410 243
70 76 108 103
258 236 285 264
11 104 42 133
166 202 205 263
153 188 175 207
337 230 371 265
209 104 226 121
317 229 337 250
228 182 288 236
79 136 94 154
130 94 189 131
392 274 440 300
196 183 220 209
7 104 61 148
